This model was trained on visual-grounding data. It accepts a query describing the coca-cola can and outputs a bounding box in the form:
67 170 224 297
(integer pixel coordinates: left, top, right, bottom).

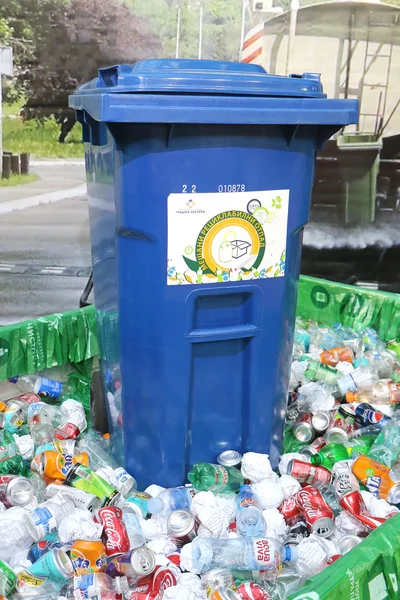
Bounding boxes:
300 437 326 458
295 486 335 537
279 497 303 526
286 519 309 544
236 582 272 599
128 565 176 599
339 491 386 530
97 506 130 556
167 510 197 547
287 459 332 485
311 412 330 434
327 555 342 565
293 413 315 443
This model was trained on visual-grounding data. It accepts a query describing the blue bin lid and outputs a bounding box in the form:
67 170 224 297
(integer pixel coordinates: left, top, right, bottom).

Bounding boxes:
70 59 359 128
76 59 326 98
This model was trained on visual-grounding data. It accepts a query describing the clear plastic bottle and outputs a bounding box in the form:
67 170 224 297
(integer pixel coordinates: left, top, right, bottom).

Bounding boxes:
9 375 72 400
181 536 296 574
235 485 266 537
337 366 379 395
121 506 146 549
3 399 28 434
367 418 400 472
26 494 76 541
313 482 341 516
363 350 398 379
27 403 58 447
346 380 400 406
77 430 117 470
148 486 196 515
77 430 135 496
73 572 129 600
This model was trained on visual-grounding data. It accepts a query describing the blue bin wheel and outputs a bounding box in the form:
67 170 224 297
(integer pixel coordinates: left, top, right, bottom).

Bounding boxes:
90 370 109 434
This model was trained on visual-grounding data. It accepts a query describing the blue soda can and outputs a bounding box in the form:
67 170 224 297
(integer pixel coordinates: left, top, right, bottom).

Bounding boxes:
354 403 391 427
26 548 73 584
27 532 61 564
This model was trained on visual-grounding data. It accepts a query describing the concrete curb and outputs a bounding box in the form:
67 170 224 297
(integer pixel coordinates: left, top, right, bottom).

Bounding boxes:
30 159 85 167
0 184 87 215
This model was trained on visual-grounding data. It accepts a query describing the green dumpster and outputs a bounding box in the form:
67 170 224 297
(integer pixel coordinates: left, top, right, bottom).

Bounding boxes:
337 133 383 225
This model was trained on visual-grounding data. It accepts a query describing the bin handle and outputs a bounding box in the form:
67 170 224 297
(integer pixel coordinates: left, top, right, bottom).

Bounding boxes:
186 323 260 343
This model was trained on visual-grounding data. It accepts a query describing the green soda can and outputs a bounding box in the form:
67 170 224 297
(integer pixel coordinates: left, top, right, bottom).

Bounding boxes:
387 340 400 358
0 560 16 596
65 464 121 506
0 429 26 475
188 463 244 492
303 358 339 386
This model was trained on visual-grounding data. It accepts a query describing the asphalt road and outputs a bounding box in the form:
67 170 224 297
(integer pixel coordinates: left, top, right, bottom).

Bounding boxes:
0 197 91 325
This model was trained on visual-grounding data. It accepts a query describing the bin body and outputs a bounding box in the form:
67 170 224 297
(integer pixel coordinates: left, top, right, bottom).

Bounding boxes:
70 59 358 488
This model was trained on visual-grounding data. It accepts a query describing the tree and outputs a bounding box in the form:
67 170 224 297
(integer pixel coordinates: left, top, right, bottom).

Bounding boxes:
0 0 162 139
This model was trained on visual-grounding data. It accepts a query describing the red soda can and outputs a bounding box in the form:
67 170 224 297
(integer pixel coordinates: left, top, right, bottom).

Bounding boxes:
128 566 176 599
287 459 332 484
97 506 130 556
236 582 272 599
339 491 386 530
295 486 335 537
279 497 303 525
293 413 315 443
327 555 342 565
299 436 326 459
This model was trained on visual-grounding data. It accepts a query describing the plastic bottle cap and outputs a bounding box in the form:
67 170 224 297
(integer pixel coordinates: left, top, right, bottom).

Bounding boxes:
284 545 297 562
147 497 163 514
310 455 321 466
346 392 355 403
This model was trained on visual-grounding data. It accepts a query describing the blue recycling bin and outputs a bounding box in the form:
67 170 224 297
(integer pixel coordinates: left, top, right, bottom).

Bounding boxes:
70 59 358 488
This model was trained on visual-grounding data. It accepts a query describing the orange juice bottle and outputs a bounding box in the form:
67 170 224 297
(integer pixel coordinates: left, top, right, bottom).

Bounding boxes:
320 346 354 366
34 451 89 481
352 455 400 503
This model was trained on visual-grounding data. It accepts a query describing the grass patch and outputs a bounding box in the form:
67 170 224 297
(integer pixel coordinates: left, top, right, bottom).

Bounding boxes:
0 173 40 187
2 113 84 159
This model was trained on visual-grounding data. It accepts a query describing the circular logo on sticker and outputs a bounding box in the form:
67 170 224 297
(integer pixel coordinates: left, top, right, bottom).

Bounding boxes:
252 207 269 225
0 338 10 368
247 198 261 214
195 211 265 274
311 285 330 309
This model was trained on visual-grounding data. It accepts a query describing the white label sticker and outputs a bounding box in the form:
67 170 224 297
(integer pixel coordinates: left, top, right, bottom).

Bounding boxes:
167 189 289 285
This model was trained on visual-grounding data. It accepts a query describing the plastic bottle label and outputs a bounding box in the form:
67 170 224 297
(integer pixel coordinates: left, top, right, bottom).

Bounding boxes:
30 506 57 537
17 571 46 587
212 465 229 488
37 378 63 398
237 489 259 511
74 573 96 598
253 539 276 567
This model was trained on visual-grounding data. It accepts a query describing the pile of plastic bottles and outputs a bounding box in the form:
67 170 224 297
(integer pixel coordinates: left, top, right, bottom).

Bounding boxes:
0 321 400 600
